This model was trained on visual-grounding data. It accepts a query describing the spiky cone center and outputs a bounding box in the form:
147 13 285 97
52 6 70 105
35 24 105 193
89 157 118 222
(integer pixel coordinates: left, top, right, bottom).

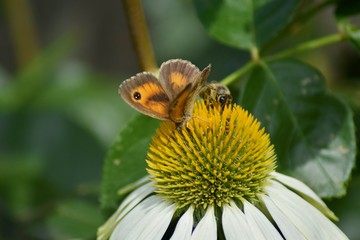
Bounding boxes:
146 100 276 209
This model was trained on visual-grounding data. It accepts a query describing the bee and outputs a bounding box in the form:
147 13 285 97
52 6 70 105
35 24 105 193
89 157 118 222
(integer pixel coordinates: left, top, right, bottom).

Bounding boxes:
200 82 232 111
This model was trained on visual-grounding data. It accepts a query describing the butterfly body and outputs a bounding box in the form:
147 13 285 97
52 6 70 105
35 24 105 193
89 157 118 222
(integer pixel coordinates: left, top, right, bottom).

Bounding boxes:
119 59 211 127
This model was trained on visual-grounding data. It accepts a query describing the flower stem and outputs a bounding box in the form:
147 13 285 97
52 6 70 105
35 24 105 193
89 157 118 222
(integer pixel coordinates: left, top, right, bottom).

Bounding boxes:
4 0 39 68
263 33 345 62
122 0 157 72
221 61 256 86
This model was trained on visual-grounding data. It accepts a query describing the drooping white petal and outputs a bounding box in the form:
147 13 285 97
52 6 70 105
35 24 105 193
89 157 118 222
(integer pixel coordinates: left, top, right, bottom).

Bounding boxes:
243 200 283 240
98 181 154 240
265 181 348 240
110 195 175 240
191 206 217 240
117 175 151 195
266 184 323 239
272 171 337 220
170 206 194 240
111 194 160 239
114 181 155 222
261 194 305 240
222 201 254 240
136 200 176 239
272 172 325 206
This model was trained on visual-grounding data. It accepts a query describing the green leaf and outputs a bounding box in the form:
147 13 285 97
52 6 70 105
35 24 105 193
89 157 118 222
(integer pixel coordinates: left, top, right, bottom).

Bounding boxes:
193 0 298 50
0 155 43 213
33 62 135 146
345 25 360 52
47 200 102 239
4 34 75 110
100 115 160 213
254 0 299 47
326 175 360 239
335 0 360 19
239 60 356 198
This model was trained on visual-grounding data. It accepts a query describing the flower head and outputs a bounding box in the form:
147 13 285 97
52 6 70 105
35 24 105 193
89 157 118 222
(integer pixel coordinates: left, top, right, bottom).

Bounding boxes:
98 100 348 240
147 101 275 209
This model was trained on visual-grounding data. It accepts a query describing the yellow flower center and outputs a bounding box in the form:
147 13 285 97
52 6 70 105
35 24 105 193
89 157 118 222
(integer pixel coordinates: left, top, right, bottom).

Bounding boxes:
146 100 276 209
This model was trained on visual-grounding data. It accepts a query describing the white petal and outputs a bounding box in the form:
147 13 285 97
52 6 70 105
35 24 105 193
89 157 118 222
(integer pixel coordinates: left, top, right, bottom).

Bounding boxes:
191 206 217 240
111 195 175 240
272 172 326 207
261 194 306 240
117 176 151 195
243 200 283 240
170 206 194 240
98 181 154 240
272 172 337 220
266 184 323 239
266 181 348 240
136 200 176 239
222 201 254 240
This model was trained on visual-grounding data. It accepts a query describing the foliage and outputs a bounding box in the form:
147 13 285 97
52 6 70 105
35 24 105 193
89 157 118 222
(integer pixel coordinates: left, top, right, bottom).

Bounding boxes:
0 37 132 239
1 0 360 239
101 0 360 238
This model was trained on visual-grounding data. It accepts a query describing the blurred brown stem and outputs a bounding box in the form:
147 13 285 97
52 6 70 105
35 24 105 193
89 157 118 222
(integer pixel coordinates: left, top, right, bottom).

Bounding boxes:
122 0 157 72
5 0 39 68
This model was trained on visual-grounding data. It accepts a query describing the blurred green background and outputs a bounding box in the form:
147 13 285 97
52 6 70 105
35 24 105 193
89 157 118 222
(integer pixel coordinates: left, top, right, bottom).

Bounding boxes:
0 0 359 239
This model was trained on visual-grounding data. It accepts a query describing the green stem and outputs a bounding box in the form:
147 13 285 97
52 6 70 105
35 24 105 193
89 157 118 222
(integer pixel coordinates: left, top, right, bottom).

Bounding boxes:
221 31 346 86
221 61 256 86
264 33 345 62
122 0 157 72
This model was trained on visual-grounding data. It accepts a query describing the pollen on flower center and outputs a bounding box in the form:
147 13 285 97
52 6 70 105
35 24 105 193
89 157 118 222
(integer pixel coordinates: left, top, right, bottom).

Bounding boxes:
146 100 276 209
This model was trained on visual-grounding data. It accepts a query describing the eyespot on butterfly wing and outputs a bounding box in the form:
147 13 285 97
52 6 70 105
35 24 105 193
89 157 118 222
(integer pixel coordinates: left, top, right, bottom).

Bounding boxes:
119 72 171 120
119 59 212 127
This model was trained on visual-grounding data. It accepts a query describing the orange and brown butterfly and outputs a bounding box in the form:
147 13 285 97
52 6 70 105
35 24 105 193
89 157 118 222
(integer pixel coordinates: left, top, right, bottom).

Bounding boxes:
119 59 211 128
200 82 232 111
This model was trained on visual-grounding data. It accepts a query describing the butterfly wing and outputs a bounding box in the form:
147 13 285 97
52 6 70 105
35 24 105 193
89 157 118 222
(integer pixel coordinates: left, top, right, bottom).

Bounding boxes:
169 65 211 123
119 72 170 120
158 59 201 100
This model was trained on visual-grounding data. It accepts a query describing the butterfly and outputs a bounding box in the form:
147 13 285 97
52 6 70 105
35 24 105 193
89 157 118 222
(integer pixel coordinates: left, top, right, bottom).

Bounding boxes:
119 59 211 128
200 82 232 111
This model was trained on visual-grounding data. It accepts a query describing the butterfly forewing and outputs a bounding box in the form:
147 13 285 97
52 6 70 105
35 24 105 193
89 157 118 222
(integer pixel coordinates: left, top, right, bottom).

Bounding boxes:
169 65 211 123
159 59 201 100
118 59 212 127
119 72 170 120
